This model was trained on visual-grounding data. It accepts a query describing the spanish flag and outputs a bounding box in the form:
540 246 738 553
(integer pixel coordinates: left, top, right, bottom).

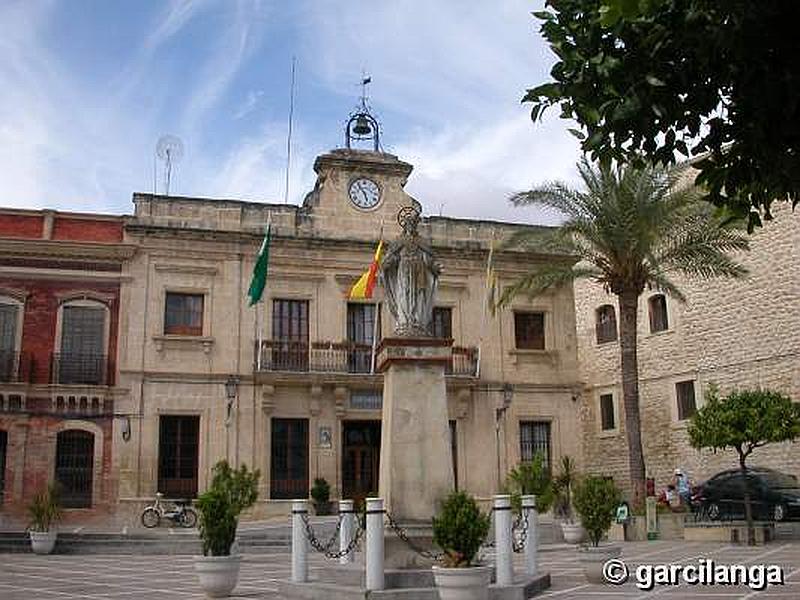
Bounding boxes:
349 240 384 299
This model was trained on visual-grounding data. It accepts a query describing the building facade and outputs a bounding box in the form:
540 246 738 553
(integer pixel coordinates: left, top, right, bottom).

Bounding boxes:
0 209 133 520
113 147 583 518
575 204 800 493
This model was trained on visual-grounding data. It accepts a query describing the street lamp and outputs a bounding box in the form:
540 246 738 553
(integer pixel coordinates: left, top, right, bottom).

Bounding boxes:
224 375 239 428
496 383 514 488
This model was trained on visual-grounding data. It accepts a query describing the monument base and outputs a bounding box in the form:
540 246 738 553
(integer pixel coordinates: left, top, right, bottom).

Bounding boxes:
383 521 437 569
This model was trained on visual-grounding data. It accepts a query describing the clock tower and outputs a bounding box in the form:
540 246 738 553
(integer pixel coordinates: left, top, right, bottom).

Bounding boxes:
300 89 419 239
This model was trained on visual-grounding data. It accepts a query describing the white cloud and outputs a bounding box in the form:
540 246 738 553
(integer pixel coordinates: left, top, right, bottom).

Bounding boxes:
233 90 265 120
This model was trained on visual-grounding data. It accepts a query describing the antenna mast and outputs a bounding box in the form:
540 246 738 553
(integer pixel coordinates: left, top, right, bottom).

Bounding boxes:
155 135 184 196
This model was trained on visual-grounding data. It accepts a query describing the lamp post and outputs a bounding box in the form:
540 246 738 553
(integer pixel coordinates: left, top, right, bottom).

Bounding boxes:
224 375 239 428
496 383 513 489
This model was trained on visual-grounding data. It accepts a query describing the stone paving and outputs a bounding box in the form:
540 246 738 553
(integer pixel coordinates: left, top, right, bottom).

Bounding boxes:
1 540 799 599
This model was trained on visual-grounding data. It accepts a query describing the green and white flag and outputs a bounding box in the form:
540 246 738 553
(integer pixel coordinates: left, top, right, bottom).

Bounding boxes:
247 222 271 306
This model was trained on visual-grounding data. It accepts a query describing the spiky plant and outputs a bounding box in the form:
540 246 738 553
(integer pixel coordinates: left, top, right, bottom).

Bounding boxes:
500 158 749 506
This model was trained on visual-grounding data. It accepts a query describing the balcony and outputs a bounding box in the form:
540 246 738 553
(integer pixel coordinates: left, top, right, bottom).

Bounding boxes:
0 350 33 383
255 340 478 377
50 353 109 386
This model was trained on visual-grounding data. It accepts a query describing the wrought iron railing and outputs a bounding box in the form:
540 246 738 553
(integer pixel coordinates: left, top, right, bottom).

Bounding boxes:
255 340 479 377
50 353 109 385
449 345 479 377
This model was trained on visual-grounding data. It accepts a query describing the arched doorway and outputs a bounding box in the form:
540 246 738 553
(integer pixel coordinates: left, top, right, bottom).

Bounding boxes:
55 430 94 508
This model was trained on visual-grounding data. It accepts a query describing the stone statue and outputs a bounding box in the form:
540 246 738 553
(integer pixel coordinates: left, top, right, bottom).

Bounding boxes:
380 206 441 337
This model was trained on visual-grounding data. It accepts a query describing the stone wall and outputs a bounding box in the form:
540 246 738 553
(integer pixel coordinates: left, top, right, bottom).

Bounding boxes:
575 205 800 494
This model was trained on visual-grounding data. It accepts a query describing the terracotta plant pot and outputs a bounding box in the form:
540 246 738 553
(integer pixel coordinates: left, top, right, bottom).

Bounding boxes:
30 530 57 555
432 565 492 600
578 544 621 584
194 554 242 598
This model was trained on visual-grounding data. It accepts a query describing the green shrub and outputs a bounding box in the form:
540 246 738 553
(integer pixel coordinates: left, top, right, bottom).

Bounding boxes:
432 490 491 567
505 453 554 514
310 478 330 505
28 483 63 532
573 476 621 547
196 461 260 556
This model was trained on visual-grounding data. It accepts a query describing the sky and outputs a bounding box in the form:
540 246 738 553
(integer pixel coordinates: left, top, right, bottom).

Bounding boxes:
0 0 581 224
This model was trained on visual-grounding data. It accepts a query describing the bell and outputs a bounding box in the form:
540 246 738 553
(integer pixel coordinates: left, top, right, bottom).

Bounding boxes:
352 114 372 135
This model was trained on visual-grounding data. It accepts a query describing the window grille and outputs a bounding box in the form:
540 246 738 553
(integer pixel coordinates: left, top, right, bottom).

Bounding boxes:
519 420 551 472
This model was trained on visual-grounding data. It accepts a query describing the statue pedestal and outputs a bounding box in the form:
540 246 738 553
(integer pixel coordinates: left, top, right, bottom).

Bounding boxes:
376 337 454 567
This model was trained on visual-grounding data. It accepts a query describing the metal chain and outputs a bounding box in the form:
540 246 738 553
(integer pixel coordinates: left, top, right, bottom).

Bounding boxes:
301 513 365 560
512 511 530 553
384 511 446 562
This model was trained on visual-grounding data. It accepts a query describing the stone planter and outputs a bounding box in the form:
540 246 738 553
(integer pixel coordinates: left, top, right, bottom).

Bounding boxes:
194 554 242 598
578 544 621 584
561 522 585 544
432 565 492 600
30 530 57 555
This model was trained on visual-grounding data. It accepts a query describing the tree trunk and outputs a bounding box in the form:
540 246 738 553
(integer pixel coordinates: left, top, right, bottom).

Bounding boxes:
739 453 755 546
618 289 647 508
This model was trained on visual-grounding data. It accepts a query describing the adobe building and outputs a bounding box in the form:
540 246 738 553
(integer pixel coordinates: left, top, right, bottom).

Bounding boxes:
0 209 134 521
575 203 800 494
112 129 584 518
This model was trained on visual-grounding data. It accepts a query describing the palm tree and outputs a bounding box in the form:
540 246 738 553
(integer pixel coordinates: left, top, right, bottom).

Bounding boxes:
499 158 749 507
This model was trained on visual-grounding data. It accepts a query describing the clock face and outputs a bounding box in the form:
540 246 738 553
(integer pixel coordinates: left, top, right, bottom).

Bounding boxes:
348 177 381 210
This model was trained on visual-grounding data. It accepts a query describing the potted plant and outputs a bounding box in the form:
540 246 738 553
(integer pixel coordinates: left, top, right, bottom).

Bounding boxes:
310 477 332 516
553 456 584 544
431 490 492 600
28 483 63 555
573 476 622 583
194 460 260 598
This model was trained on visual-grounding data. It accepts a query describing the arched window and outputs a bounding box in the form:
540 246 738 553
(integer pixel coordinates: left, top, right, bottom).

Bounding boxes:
55 429 94 508
595 304 617 344
55 299 109 385
648 294 669 333
0 295 24 382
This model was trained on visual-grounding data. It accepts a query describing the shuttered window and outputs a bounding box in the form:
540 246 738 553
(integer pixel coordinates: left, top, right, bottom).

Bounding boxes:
59 305 106 385
676 381 697 421
649 295 669 333
514 312 545 350
0 304 18 382
595 305 617 344
164 293 204 336
433 307 452 339
600 393 615 430
271 418 309 499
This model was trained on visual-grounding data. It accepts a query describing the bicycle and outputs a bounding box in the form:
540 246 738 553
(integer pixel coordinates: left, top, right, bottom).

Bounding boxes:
141 492 198 528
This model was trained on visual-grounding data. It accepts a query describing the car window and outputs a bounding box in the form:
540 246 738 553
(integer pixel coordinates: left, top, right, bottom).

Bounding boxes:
759 473 798 489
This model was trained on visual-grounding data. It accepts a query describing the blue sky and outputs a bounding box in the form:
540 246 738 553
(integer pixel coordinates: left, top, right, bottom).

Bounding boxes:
0 0 580 223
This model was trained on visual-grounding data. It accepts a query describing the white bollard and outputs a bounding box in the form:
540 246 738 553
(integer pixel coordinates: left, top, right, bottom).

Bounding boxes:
365 497 385 591
339 499 355 565
291 499 308 583
494 494 514 586
521 495 537 577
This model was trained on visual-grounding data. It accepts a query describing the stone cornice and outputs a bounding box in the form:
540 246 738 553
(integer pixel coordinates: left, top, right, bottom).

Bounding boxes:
0 238 137 262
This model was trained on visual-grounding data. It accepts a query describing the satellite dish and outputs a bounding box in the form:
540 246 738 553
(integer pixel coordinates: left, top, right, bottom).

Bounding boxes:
155 135 184 196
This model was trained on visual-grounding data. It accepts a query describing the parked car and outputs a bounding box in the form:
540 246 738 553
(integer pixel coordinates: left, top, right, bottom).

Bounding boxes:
696 467 800 522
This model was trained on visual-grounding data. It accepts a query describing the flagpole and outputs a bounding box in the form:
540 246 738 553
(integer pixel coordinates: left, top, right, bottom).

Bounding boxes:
255 212 272 371
370 301 380 374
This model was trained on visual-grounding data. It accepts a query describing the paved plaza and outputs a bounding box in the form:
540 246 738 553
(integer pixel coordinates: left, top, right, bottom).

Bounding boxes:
1 540 799 599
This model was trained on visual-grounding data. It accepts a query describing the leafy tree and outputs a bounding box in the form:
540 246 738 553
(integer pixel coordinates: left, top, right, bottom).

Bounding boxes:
688 387 800 545
499 158 748 506
573 476 621 546
525 0 800 230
